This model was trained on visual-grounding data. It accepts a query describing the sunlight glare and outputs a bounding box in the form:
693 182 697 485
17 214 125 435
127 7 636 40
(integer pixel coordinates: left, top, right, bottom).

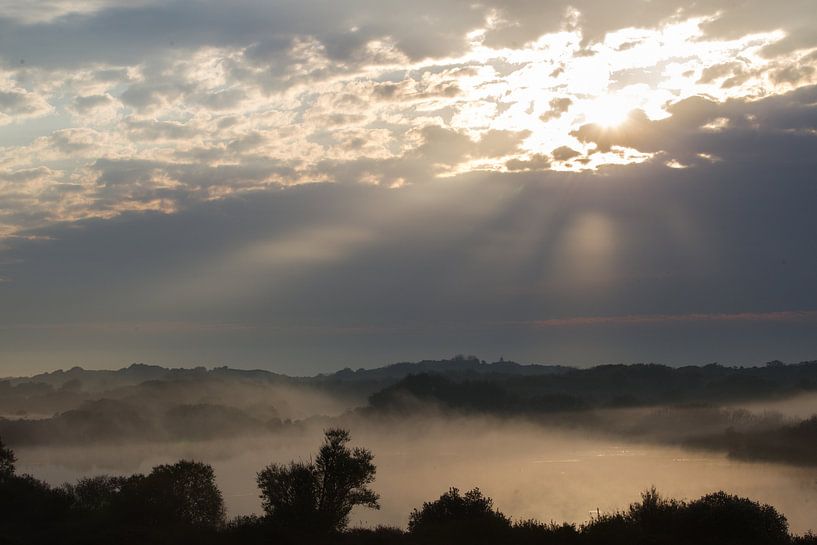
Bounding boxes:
584 95 635 128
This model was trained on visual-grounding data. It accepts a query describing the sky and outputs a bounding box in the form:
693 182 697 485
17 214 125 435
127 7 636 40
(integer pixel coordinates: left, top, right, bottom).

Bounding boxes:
0 0 816 376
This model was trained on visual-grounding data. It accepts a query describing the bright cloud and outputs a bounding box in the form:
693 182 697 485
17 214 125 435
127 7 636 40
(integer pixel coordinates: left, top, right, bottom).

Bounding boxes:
0 2 815 238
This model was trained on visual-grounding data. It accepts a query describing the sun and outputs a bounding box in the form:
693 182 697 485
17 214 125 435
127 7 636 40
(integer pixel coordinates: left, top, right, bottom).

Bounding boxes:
584 95 635 128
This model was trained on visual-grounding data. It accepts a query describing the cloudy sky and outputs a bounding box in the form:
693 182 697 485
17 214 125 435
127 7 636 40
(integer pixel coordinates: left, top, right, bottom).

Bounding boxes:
1 0 816 375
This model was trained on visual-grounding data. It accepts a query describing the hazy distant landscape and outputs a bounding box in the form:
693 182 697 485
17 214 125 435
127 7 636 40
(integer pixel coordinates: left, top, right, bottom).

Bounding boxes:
3 357 817 537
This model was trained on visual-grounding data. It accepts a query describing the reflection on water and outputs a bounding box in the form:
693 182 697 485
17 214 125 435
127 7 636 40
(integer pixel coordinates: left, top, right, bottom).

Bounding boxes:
15 418 817 534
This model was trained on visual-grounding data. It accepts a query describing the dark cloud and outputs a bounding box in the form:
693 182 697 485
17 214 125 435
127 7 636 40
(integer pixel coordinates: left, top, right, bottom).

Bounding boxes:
0 88 49 120
505 154 550 171
0 90 31 112
120 80 192 112
1 0 814 74
572 85 817 166
698 62 744 84
72 94 114 113
772 64 816 85
551 146 581 162
46 128 99 154
540 97 572 122
125 118 197 141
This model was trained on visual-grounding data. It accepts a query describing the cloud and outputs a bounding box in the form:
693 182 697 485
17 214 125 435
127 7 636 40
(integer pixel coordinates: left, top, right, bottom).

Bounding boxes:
505 154 550 171
0 79 52 125
572 85 817 166
72 93 114 113
520 311 817 328
551 146 581 162
540 97 573 122
2 147 817 370
0 0 159 23
124 118 198 141
0 0 816 372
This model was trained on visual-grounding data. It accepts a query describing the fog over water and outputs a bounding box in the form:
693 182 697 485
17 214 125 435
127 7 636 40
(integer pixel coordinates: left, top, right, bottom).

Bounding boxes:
16 414 817 534
725 392 817 420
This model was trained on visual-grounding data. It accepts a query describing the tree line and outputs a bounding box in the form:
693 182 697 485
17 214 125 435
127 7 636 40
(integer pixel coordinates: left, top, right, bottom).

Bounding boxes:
0 431 815 545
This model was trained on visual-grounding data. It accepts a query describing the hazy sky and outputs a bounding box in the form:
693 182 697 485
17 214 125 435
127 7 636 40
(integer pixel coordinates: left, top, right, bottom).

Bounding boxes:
1 0 816 375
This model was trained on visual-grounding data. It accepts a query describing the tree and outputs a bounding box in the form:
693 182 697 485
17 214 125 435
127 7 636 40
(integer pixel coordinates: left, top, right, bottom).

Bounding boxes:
0 474 72 526
64 475 128 515
626 487 682 533
257 428 379 534
117 460 225 528
681 491 789 545
0 434 15 481
315 428 380 531
257 461 322 529
408 487 511 545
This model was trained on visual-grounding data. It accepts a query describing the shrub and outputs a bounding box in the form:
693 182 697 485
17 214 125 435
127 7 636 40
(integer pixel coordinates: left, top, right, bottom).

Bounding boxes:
408 487 511 545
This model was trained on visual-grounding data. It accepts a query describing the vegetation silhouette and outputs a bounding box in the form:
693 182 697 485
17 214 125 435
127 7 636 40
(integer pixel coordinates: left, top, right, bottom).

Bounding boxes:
1 431 816 545
408 487 511 545
113 460 226 528
257 428 379 537
0 434 14 479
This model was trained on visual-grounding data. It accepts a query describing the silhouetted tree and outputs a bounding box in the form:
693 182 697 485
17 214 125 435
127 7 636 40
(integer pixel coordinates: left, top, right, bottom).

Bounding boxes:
681 491 789 545
257 460 322 530
408 487 511 545
64 474 127 515
117 460 225 528
257 428 379 534
0 473 72 527
582 488 792 545
316 428 379 531
626 487 682 534
793 532 817 545
0 437 67 528
0 434 15 481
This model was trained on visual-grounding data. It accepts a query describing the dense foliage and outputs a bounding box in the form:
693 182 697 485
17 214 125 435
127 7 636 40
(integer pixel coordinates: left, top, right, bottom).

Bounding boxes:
408 487 511 545
257 428 379 534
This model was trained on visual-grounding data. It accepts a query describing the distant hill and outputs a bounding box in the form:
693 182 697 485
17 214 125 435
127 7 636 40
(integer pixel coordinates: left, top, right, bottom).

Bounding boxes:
3 363 291 393
319 355 571 383
3 357 817 466
366 360 817 415
2 356 570 392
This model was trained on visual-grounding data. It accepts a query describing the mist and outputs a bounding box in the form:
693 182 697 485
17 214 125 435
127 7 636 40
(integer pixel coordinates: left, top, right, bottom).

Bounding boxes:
4 360 817 543
13 408 817 534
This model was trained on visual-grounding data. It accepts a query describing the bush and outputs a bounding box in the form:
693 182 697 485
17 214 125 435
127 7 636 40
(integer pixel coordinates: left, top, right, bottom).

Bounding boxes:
680 491 789 545
408 487 511 545
512 519 581 545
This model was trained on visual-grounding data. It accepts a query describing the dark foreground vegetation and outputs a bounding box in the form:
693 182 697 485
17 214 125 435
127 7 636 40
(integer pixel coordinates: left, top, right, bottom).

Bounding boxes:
1 431 815 545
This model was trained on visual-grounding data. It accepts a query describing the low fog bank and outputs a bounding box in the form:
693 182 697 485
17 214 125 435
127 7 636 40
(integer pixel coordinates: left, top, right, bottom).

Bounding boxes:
726 392 817 420
3 360 817 468
14 415 817 534
5 358 817 422
4 358 817 534
0 371 360 445
0 365 364 421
